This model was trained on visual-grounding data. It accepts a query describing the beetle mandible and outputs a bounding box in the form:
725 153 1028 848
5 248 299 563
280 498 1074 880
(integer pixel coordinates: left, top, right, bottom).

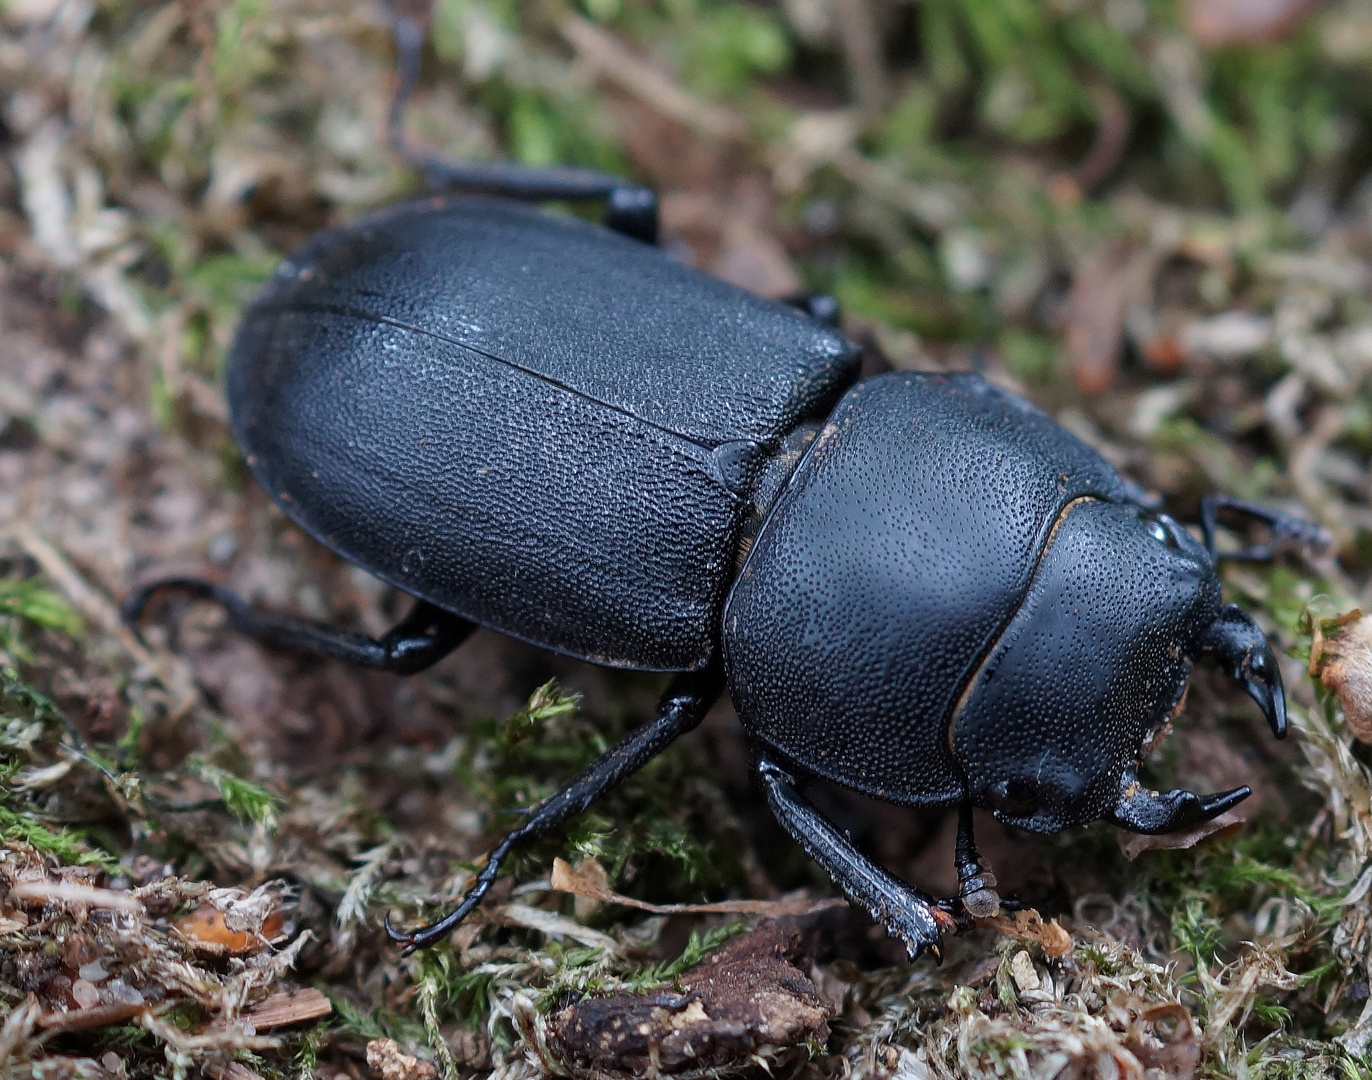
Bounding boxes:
126 17 1328 961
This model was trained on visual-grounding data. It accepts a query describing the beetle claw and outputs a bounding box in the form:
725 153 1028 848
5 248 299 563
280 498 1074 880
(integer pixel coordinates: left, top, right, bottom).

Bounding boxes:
1242 661 1286 740
382 913 419 954
1106 768 1251 834
1198 786 1251 817
1199 604 1287 739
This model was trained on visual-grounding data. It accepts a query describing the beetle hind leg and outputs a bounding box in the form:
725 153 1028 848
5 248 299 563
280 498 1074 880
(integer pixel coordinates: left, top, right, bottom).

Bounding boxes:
387 7 658 244
123 577 474 675
386 667 723 953
756 757 951 961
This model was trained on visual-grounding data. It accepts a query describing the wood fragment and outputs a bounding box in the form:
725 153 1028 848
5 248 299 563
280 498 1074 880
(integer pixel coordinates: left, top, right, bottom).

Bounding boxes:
546 921 832 1078
244 988 332 1029
9 880 145 913
37 1002 145 1034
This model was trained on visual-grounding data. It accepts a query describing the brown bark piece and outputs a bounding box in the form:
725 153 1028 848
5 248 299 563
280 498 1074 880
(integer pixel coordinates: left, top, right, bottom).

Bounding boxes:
36 1002 145 1034
545 921 833 1078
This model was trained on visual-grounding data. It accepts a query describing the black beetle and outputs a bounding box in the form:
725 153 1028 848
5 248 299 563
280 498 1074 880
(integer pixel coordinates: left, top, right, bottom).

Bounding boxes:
126 23 1327 961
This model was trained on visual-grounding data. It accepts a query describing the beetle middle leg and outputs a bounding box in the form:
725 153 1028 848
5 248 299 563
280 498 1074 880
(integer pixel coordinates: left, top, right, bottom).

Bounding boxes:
387 7 659 244
123 578 474 675
756 756 952 961
385 666 724 953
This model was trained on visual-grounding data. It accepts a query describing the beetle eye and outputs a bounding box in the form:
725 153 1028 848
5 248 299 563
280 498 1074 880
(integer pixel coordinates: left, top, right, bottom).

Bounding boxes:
1146 519 1169 544
988 778 1039 817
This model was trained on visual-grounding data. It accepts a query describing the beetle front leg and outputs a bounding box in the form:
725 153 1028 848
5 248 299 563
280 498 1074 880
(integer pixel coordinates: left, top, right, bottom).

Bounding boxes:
123 578 474 675
1199 494 1331 563
386 667 724 952
756 756 952 961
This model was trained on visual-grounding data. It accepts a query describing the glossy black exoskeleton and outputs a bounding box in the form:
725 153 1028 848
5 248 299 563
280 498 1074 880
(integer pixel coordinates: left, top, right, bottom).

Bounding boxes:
125 16 1329 961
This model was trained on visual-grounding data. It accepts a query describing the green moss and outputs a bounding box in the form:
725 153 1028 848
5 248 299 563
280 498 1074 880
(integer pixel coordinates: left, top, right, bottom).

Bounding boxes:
0 578 83 664
188 758 281 829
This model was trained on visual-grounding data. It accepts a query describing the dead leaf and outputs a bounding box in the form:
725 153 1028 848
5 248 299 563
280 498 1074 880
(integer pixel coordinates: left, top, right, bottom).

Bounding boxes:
0 909 30 933
174 907 282 958
1118 809 1247 859
1065 237 1136 393
1186 0 1321 47
1124 1003 1200 1080
1309 609 1372 742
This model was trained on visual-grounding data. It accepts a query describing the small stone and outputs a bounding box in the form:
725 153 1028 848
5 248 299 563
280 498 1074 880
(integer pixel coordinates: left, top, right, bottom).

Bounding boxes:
71 978 100 1009
104 979 144 1006
78 960 107 982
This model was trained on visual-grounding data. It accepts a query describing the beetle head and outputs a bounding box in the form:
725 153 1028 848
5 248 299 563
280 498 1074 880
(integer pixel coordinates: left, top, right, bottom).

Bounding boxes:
951 499 1281 836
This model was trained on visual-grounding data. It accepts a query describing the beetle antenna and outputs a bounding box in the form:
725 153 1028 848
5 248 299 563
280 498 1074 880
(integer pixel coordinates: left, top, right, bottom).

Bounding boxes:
1198 604 1287 739
1105 767 1250 834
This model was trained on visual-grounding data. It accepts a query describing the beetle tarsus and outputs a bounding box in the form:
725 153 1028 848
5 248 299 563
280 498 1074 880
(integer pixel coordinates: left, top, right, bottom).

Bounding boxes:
756 756 945 961
384 668 722 950
1199 603 1287 738
953 803 1001 919
124 577 475 674
385 6 659 244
